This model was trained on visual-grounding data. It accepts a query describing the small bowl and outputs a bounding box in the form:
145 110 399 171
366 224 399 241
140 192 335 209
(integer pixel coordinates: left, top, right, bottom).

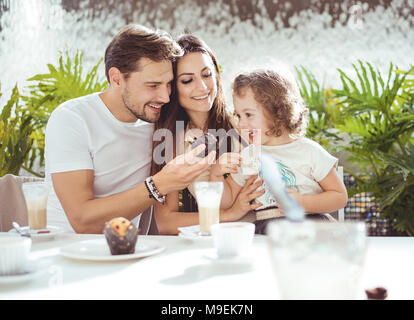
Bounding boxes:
0 236 32 276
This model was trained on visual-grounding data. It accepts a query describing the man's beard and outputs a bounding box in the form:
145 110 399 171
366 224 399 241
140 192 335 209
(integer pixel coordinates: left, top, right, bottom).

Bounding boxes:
121 94 160 123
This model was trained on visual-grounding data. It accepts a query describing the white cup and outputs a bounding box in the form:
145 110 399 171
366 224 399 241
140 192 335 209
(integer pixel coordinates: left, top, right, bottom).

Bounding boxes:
0 236 32 275
211 222 255 258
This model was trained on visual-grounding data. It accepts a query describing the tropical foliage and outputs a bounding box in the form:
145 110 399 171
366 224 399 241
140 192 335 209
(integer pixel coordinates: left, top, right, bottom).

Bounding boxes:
0 85 34 176
298 62 414 235
19 51 107 174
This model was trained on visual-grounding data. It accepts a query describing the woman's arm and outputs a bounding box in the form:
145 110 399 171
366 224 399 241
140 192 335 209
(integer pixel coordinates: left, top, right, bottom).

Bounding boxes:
154 191 199 235
155 175 265 235
209 152 242 209
154 191 238 235
288 167 348 214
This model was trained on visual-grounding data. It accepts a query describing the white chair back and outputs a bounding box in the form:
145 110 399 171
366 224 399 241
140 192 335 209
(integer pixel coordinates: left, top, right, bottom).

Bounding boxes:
337 166 345 222
0 174 44 232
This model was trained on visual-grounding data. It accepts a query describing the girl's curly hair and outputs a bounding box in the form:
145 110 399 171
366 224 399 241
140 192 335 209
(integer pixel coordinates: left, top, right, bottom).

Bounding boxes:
232 68 309 138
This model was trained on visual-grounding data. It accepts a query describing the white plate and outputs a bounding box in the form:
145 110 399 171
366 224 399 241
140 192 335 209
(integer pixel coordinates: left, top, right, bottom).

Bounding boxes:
0 265 43 285
178 224 202 235
60 238 165 261
8 225 63 240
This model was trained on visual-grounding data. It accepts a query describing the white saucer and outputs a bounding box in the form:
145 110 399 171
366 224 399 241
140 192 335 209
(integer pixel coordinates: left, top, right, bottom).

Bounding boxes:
0 265 43 285
60 238 165 261
178 225 212 241
178 232 213 241
8 225 63 240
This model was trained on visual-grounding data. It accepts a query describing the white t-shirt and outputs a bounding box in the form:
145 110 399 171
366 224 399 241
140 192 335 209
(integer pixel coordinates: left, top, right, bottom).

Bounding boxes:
45 93 154 232
231 137 338 212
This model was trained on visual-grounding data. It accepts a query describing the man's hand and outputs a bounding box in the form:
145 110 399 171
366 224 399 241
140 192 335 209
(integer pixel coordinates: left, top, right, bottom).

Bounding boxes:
153 144 216 195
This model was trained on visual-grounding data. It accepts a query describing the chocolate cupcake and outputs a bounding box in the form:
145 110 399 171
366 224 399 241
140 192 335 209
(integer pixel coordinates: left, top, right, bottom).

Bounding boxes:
104 217 139 255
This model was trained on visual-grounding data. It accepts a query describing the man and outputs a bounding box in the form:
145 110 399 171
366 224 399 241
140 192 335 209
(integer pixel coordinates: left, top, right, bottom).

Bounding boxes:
45 25 214 234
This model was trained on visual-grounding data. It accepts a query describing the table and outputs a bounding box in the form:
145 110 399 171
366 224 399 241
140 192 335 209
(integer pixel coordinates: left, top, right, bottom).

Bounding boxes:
0 233 413 300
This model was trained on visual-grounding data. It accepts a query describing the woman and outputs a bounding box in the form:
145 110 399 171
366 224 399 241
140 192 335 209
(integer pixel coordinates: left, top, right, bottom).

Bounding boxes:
152 34 264 234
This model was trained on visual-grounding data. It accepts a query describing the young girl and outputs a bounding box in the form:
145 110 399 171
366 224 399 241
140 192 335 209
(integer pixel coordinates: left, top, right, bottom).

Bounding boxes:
209 68 348 228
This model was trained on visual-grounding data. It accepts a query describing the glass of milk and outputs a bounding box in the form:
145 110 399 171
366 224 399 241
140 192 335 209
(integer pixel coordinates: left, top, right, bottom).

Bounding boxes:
267 220 367 299
194 182 223 236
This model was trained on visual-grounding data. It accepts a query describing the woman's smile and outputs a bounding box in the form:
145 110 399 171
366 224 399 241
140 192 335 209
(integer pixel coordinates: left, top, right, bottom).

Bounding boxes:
192 93 209 101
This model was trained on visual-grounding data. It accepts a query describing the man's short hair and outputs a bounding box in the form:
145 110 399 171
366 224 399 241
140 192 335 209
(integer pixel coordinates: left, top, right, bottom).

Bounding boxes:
104 24 183 82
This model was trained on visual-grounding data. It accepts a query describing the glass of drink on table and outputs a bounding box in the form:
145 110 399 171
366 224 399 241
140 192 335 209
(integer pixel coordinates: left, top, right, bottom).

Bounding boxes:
22 182 49 230
267 220 367 299
194 182 223 236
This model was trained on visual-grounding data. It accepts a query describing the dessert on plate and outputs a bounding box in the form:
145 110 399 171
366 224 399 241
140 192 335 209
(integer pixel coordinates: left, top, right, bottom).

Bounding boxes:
104 217 139 255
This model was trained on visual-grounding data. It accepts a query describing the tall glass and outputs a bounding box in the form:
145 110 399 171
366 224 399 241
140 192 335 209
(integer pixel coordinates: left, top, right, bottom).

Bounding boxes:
22 182 49 230
194 182 223 235
267 220 367 299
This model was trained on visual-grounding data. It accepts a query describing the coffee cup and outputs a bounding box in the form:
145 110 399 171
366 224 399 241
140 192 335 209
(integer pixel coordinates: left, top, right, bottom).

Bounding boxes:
0 236 32 275
211 222 255 258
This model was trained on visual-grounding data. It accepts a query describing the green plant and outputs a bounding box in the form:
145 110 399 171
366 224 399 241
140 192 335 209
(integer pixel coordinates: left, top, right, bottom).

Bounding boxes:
0 84 35 176
333 61 414 235
22 50 108 173
294 66 342 150
375 143 414 235
396 65 414 114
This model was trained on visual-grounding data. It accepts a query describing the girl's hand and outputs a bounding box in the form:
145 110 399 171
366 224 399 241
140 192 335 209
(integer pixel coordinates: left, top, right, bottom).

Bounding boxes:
228 175 265 220
287 188 303 206
210 152 242 179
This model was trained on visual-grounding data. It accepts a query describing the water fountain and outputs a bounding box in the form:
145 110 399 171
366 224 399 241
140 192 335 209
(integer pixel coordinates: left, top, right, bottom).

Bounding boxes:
0 0 413 108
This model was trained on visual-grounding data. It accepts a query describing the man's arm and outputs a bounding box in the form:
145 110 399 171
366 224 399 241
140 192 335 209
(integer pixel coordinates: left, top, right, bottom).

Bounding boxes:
52 170 156 234
53 144 215 234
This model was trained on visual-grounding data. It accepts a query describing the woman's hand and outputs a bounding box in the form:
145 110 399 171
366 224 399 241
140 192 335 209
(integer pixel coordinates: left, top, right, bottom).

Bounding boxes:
209 152 242 179
224 175 265 221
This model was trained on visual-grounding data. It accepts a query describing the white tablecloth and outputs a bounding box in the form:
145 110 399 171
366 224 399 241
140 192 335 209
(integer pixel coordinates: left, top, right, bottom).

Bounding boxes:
1 233 413 300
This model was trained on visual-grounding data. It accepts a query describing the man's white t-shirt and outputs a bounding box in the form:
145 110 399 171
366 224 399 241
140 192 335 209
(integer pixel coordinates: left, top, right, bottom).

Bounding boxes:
232 137 338 212
45 92 154 232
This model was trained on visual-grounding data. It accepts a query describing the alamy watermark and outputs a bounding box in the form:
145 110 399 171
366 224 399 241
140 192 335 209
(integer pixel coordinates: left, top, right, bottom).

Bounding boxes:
348 4 364 30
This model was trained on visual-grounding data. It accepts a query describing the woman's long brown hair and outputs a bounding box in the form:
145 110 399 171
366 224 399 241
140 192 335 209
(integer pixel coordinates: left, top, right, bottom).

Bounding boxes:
151 34 235 175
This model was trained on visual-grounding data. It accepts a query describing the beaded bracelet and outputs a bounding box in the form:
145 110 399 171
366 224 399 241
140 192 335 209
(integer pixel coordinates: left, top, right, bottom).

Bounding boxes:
145 176 166 204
